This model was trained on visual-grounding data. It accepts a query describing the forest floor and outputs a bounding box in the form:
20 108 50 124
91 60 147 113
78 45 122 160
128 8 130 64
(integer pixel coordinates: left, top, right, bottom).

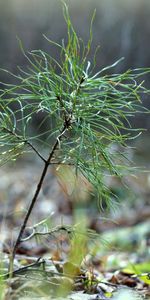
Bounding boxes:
0 152 150 300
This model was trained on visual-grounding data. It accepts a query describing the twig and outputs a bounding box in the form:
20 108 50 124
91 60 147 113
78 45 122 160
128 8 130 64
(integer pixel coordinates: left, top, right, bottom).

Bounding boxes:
0 257 44 279
2 127 46 163
25 141 47 163
20 225 73 242
56 95 71 122
19 224 98 243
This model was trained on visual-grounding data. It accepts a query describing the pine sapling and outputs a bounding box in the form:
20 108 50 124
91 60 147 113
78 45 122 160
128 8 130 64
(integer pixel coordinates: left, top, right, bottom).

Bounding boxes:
0 4 149 274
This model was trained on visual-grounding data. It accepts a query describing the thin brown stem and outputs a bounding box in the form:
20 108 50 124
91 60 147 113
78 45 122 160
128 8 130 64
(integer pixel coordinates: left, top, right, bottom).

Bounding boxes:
2 127 46 163
25 141 47 163
9 122 70 275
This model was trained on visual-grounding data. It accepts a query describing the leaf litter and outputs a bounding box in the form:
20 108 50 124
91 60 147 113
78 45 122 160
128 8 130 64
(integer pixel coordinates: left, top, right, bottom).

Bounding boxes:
0 158 150 300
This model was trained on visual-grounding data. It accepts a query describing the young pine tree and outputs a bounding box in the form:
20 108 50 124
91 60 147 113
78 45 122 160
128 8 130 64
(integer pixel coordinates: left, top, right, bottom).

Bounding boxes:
0 4 149 270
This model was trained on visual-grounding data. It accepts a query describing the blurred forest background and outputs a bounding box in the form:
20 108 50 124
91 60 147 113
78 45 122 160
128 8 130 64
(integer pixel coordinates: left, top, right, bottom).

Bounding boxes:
0 0 150 130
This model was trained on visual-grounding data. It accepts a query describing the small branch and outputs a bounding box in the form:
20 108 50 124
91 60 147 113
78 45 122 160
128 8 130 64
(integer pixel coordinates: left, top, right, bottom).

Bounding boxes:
0 257 44 279
2 127 46 163
56 95 71 122
25 140 46 163
70 76 85 114
20 225 73 242
20 224 98 243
